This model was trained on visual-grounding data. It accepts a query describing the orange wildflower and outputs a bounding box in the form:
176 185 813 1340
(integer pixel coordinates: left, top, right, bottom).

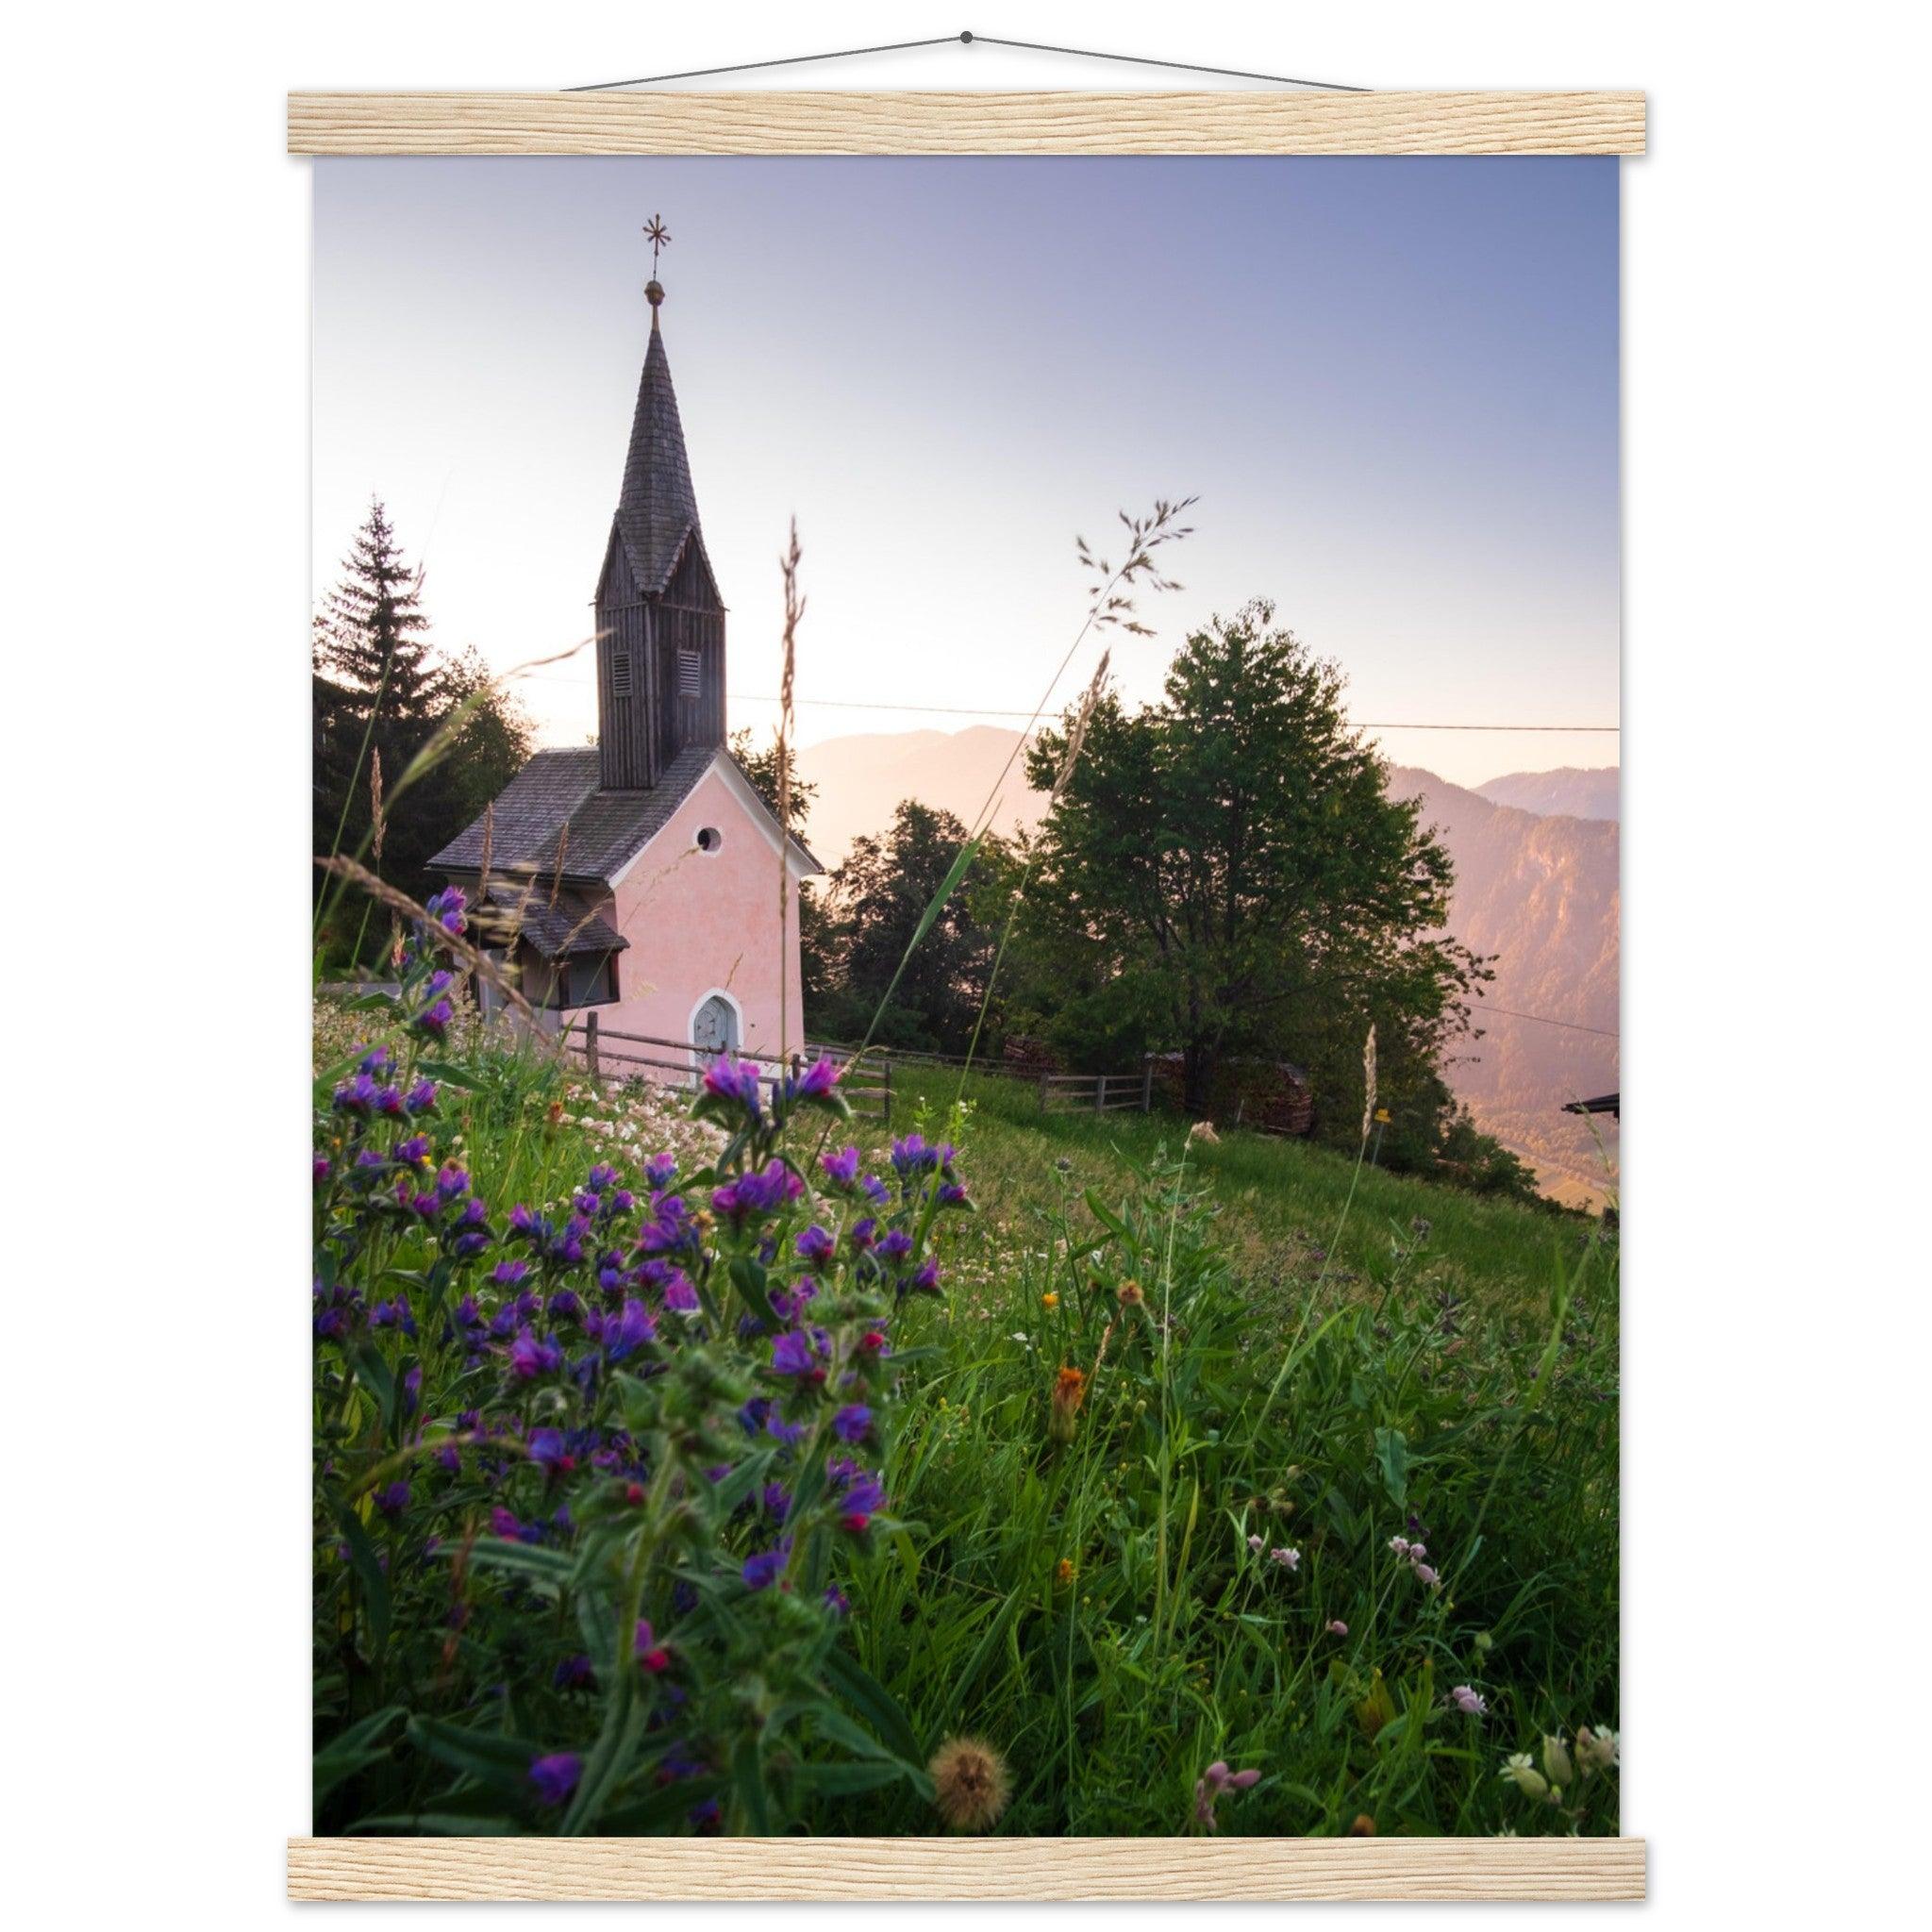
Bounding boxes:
1049 1365 1089 1442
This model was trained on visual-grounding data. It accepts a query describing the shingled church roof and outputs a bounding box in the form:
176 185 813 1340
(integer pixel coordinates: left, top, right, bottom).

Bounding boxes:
430 743 820 887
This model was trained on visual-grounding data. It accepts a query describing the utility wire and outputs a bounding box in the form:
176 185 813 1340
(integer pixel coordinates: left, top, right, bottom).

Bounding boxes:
569 29 1365 94
510 673 1616 733
1474 1004 1618 1040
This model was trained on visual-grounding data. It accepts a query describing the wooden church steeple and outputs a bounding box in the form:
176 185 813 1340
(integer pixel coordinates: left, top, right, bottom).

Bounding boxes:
594 221 725 791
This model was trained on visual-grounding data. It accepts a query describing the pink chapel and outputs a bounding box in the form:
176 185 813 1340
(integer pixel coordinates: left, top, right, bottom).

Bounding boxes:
432 250 820 1077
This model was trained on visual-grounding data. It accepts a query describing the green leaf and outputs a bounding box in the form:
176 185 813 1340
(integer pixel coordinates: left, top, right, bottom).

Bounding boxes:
705 1446 777 1523
923 1591 1020 1746
406 1714 538 1788
787 1759 908 1798
333 1504 390 1658
728 1257 781 1330
1083 1191 1132 1241
560 1673 651 1836
820 1647 924 1767
413 1059 481 1089
349 1343 396 1432
600 1774 724 1834
459 1539 578 1587
348 1812 522 1836
731 1731 773 1833
313 1705 405 1804
575 1585 619 1669
808 1704 903 1765
1374 1426 1409 1508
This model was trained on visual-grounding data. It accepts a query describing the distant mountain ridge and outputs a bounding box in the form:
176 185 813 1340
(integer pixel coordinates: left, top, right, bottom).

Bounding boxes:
794 727 1619 1205
1385 767 1619 1207
1475 766 1620 822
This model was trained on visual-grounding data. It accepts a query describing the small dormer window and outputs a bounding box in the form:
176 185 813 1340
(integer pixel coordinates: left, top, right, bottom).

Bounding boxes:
695 826 722 853
678 647 701 697
611 651 633 696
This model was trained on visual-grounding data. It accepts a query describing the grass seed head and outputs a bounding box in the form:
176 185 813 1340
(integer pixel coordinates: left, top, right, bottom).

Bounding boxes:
929 1736 1010 1832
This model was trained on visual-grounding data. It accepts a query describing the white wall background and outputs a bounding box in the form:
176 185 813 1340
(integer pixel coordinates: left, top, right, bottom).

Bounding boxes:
7 4 1924 1923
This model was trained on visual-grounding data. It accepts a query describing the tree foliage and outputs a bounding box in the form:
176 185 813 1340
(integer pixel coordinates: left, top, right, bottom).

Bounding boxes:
807 801 1019 1053
727 727 817 839
1012 601 1491 1153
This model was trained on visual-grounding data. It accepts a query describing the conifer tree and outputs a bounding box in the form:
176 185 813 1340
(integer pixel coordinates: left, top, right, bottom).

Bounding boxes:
311 500 530 961
313 498 441 721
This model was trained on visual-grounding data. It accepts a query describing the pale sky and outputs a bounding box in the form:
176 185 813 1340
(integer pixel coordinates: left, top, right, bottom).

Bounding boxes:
312 157 1619 789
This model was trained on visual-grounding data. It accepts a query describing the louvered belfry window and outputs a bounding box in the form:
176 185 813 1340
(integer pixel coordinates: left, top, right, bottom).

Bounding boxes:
678 646 701 697
611 650 633 697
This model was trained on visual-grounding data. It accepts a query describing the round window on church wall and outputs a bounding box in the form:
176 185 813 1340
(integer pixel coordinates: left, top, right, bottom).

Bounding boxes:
695 826 722 853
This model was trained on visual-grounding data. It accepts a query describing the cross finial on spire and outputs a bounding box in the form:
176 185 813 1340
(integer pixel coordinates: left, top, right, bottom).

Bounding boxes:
643 214 671 323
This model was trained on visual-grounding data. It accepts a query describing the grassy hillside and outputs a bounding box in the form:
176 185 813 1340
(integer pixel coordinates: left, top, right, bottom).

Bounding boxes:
880 1062 1599 1328
313 991 1620 1839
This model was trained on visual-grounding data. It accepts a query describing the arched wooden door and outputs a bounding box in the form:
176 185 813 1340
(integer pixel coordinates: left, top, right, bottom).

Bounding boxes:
691 993 740 1056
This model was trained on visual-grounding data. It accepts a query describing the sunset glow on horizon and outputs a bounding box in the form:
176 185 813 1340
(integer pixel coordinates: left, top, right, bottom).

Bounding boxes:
312 156 1618 789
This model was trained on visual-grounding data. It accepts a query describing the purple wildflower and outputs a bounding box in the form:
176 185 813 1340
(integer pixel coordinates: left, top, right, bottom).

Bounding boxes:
832 1404 873 1444
424 886 468 936
331 1072 379 1116
700 1052 764 1122
770 1329 823 1377
820 1146 860 1190
604 1298 657 1361
741 1541 791 1591
528 1752 581 1806
784 1056 842 1103
508 1326 563 1380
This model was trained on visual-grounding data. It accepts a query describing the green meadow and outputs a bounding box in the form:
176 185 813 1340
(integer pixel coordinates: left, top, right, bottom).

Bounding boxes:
315 991 1616 1839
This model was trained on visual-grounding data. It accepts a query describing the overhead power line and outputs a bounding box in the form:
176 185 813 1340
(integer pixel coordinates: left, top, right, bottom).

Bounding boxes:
724 695 1619 731
511 672 1616 733
1475 1004 1618 1039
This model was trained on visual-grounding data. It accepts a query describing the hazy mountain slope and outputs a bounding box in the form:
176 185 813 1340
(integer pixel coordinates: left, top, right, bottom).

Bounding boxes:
1387 767 1620 1207
1475 766 1620 822
796 726 1619 1206
795 725 1045 864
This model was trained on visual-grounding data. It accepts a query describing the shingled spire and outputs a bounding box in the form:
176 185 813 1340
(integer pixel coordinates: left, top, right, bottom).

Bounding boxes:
594 233 726 792
612 299 701 598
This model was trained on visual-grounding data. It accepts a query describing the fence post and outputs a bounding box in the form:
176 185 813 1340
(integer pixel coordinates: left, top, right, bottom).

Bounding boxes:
585 1011 600 1083
1141 1058 1154 1112
882 1052 893 1124
1095 1074 1108 1112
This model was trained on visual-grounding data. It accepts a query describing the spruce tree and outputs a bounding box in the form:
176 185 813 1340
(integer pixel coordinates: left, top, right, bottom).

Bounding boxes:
313 499 441 722
311 501 530 962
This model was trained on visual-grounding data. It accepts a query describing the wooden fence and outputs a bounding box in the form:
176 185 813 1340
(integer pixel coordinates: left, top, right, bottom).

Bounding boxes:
1036 1065 1157 1115
561 1015 892 1122
804 1036 1158 1119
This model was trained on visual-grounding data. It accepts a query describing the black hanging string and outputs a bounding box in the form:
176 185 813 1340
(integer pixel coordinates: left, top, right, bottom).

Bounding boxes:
567 29 1367 94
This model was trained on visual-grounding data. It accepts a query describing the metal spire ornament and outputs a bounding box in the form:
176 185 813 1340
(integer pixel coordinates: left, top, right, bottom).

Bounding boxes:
643 213 671 319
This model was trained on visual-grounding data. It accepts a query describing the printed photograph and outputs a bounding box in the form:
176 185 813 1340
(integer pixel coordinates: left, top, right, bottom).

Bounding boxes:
311 156 1620 1838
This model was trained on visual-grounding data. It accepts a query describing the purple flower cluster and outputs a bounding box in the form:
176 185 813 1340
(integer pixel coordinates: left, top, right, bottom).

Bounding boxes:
314 949 969 1832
